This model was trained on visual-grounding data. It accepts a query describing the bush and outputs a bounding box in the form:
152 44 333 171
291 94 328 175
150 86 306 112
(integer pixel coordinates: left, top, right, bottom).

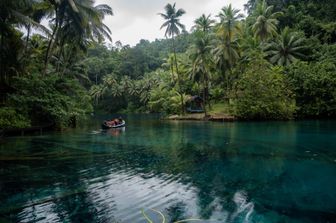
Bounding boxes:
8 74 93 128
286 61 336 117
233 59 296 120
148 86 189 115
0 107 30 129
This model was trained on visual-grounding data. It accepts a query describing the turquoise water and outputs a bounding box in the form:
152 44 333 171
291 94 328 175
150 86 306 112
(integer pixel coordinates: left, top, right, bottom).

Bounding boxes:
0 115 336 223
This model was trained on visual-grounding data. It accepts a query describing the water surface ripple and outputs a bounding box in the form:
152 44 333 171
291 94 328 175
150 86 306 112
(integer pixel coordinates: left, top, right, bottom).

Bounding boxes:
0 115 336 223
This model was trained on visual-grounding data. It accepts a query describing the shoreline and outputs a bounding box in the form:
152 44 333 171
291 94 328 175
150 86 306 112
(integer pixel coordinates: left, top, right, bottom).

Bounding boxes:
166 113 237 122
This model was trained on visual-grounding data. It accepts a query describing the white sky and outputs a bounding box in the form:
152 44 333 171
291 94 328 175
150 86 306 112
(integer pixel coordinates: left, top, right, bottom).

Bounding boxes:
96 0 247 46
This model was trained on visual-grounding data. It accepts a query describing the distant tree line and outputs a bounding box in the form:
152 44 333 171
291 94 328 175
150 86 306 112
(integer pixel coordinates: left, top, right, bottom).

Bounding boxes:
89 0 336 119
1 0 336 129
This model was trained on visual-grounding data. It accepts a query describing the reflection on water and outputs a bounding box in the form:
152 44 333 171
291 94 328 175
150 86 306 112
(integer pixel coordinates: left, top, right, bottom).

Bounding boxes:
231 191 254 223
105 127 126 137
0 115 336 223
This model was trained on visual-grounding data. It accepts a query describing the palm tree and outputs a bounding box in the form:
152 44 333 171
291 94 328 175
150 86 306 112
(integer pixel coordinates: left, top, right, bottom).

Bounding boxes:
264 27 306 66
251 0 283 42
44 0 113 75
0 0 49 83
136 74 160 104
192 14 215 33
159 3 186 114
102 74 123 98
90 84 105 105
190 32 212 114
212 36 240 71
240 31 262 64
20 1 53 60
213 4 243 93
161 54 176 83
217 4 244 41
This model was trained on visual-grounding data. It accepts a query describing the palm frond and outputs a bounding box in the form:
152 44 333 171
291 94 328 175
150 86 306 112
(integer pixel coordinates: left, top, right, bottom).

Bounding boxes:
67 0 79 13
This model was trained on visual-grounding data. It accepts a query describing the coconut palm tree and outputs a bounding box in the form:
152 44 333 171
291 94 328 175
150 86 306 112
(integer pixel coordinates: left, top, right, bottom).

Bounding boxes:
90 84 105 105
190 32 212 114
159 3 186 40
44 0 113 75
251 0 283 42
217 4 244 41
159 3 186 114
0 0 49 82
213 4 243 93
102 74 123 98
54 2 112 72
192 14 215 33
264 27 306 66
162 54 176 80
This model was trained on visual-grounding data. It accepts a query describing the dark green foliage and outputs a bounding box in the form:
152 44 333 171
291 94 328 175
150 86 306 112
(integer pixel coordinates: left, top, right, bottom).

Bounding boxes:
286 61 336 117
0 29 24 84
0 107 30 129
233 59 296 120
9 74 93 128
149 88 182 115
264 27 306 66
0 0 113 129
86 33 194 112
313 44 336 63
1 0 336 122
85 34 193 84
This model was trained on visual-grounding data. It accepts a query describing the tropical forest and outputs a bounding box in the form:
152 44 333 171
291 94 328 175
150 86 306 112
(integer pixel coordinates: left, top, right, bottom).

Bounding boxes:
1 0 336 129
0 0 336 223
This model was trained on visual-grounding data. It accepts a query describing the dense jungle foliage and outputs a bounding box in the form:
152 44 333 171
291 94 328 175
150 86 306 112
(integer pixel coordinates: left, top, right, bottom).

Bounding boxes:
1 0 336 128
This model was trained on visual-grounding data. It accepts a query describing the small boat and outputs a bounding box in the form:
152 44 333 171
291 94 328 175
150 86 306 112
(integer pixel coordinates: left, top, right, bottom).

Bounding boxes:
102 120 126 129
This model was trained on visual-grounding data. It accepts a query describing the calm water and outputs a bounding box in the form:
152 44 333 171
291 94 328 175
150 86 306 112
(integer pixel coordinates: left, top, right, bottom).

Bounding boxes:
0 115 336 223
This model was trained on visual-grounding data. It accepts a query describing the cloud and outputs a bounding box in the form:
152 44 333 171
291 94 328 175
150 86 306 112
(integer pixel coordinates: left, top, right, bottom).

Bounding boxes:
96 0 247 46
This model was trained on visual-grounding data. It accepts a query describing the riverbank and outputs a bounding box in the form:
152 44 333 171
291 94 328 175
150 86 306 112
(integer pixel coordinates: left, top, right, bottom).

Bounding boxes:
0 123 55 138
166 113 237 121
166 102 237 122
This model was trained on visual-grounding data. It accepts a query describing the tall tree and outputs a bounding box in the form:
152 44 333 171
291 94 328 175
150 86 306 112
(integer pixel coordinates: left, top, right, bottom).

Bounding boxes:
213 4 243 93
159 3 186 114
0 0 48 84
251 0 283 42
190 32 212 114
264 27 306 66
217 4 244 42
44 0 113 75
192 14 215 33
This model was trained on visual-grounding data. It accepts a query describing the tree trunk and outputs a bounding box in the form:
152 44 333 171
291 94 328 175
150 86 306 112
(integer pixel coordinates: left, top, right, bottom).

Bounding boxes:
0 30 4 85
44 24 58 75
61 45 75 77
203 74 207 116
20 25 31 62
172 35 184 115
56 37 65 73
44 8 61 76
206 74 211 110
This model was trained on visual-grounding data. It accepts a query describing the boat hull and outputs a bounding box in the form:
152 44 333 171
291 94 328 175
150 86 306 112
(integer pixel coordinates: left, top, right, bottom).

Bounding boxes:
101 121 125 129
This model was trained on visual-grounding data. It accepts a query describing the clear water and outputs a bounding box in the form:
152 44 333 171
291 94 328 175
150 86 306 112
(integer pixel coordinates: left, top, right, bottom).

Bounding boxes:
0 115 336 223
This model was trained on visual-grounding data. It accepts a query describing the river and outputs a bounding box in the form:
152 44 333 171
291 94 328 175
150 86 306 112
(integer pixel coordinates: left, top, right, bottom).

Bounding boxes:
0 115 335 223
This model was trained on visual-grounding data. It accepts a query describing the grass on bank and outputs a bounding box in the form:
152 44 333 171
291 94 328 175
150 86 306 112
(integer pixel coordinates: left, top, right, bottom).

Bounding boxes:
208 102 231 116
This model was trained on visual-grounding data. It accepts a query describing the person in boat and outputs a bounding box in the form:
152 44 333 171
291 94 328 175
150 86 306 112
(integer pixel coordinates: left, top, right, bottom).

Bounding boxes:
118 117 123 124
104 117 123 126
105 119 116 126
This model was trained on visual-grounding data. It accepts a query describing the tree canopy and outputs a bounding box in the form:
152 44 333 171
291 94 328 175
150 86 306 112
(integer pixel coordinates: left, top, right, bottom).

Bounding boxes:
1 0 336 129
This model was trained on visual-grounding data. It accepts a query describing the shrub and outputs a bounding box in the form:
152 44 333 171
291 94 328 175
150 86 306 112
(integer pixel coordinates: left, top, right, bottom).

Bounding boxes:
148 86 189 115
0 107 30 129
286 61 336 117
233 59 296 120
8 74 93 128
